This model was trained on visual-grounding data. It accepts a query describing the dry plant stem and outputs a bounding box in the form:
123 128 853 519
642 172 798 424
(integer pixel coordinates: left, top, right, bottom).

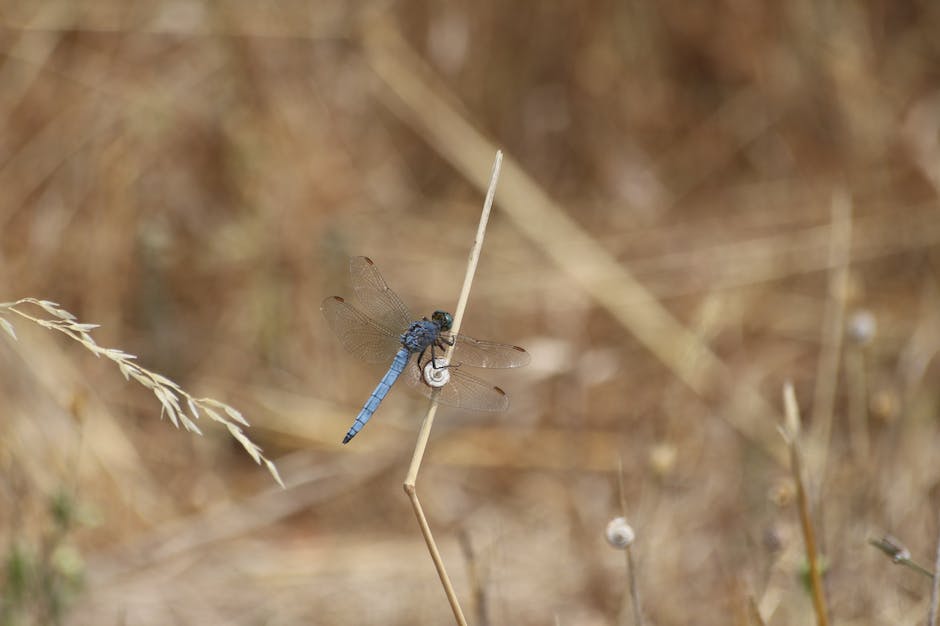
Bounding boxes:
404 151 502 485
868 537 934 578
458 531 489 626
808 191 852 482
930 520 940 626
782 382 830 626
401 151 503 626
845 344 869 462
617 456 644 626
625 548 643 626
362 17 787 467
404 485 467 626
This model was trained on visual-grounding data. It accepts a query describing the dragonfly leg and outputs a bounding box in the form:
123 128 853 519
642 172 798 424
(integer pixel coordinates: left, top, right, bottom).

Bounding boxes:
428 343 459 370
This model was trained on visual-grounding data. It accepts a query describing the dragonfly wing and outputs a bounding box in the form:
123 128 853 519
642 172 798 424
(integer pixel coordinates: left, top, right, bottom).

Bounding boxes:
321 296 402 363
348 256 413 332
404 362 510 412
450 335 531 368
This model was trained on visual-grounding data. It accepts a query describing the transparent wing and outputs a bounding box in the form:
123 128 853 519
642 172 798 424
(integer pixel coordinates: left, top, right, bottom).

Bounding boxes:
320 296 403 363
349 256 412 333
450 335 531 368
404 363 510 412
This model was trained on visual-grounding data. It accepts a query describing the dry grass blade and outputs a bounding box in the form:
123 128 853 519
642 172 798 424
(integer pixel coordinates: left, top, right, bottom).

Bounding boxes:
781 382 829 626
458 530 489 626
931 525 940 626
401 151 504 626
614 457 644 626
0 297 283 487
868 535 934 579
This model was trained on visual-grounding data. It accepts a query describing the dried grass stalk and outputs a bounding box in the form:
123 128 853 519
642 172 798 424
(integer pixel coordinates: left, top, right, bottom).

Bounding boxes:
0 297 283 487
402 150 503 626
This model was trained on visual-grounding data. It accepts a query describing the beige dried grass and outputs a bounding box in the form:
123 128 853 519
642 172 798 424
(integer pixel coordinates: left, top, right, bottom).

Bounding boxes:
780 382 829 626
0 297 283 487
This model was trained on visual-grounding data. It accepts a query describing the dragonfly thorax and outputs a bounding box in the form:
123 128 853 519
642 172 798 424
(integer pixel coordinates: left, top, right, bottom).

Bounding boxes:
400 319 441 353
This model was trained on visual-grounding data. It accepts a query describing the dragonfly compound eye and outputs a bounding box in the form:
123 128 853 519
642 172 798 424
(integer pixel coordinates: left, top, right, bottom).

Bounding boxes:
431 310 454 331
423 357 451 388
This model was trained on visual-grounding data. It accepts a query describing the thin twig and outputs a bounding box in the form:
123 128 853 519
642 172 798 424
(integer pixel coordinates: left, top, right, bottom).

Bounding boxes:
458 530 489 626
781 382 829 626
616 457 644 626
868 535 934 579
404 151 502 486
845 326 871 462
402 150 503 626
625 549 642 626
929 520 940 626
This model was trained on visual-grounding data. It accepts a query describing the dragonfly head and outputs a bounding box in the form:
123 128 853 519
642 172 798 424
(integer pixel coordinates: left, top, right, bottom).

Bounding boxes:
431 310 453 331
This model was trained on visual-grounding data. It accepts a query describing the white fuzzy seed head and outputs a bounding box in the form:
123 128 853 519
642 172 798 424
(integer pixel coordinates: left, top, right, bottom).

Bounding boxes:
648 442 677 478
605 517 635 548
847 310 877 345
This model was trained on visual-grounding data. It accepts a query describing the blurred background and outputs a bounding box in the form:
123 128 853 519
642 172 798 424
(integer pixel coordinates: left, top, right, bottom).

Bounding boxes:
2 1 940 624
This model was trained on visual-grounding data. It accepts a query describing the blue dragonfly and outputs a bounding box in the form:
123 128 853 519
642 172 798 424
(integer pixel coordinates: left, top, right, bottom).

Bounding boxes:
322 256 530 443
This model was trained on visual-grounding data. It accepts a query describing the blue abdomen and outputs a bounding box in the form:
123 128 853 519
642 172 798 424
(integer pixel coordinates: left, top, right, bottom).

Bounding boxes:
342 347 411 443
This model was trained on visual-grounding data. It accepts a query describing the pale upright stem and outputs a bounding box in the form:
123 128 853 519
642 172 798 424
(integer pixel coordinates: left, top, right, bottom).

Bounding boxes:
782 382 830 626
928 519 940 626
402 151 503 626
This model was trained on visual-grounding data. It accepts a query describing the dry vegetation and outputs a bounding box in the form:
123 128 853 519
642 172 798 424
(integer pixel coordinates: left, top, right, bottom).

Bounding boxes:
2 1 940 624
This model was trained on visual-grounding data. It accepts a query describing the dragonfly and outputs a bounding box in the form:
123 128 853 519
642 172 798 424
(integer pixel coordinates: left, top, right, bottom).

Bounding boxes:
322 256 530 443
